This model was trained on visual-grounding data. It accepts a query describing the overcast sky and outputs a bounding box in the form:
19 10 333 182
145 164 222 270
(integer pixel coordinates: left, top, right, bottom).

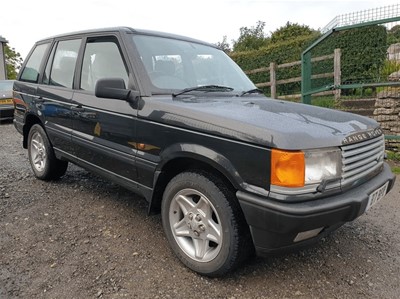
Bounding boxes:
1 0 398 58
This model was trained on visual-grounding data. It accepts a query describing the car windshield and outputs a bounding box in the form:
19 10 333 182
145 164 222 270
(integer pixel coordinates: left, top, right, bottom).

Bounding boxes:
132 35 256 94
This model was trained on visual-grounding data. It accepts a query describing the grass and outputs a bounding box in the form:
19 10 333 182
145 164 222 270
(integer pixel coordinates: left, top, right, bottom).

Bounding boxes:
311 97 337 108
387 150 400 161
392 167 400 175
386 150 400 174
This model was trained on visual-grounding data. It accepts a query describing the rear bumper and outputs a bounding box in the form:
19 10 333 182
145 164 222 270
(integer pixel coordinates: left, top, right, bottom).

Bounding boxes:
237 163 396 255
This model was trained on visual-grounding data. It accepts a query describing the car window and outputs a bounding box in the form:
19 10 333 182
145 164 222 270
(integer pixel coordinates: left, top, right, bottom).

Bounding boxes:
20 43 50 83
48 39 81 88
132 35 255 92
80 38 129 92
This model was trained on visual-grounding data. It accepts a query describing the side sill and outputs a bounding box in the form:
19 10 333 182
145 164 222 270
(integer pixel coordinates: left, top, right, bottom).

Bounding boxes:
54 148 153 202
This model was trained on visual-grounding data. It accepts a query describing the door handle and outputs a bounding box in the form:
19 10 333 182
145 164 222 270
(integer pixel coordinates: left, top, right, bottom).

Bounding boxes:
35 97 44 109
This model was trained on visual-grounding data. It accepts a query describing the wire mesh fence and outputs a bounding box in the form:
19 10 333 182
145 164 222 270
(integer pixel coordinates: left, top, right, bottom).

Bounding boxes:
322 4 400 33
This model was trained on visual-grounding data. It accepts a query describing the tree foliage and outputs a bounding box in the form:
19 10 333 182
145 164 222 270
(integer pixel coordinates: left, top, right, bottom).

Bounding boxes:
232 21 269 52
270 22 317 43
387 25 400 45
4 44 23 80
231 21 318 53
215 36 231 53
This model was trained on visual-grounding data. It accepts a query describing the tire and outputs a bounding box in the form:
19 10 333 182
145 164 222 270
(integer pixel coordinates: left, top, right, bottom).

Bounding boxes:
27 124 68 180
161 171 253 277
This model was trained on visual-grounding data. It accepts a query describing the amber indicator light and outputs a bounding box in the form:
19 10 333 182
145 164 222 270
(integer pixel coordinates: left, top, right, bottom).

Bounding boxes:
271 149 305 187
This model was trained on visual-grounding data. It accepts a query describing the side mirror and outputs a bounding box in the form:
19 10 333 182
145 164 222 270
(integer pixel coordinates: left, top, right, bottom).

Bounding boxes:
95 78 131 100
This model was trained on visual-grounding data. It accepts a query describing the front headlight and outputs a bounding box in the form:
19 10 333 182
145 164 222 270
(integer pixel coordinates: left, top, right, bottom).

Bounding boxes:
271 148 341 188
304 148 341 184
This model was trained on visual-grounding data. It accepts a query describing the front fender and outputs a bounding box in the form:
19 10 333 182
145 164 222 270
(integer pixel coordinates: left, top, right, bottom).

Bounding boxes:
158 143 244 189
147 143 247 215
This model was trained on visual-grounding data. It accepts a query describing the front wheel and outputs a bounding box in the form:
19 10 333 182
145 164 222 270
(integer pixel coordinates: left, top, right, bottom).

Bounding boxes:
161 171 252 277
27 124 68 180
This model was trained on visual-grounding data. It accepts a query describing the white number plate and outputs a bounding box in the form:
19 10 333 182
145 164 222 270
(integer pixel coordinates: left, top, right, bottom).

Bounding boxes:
366 182 389 211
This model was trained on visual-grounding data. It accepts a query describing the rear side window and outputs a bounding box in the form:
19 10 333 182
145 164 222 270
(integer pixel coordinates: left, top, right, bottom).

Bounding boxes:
80 38 128 92
20 43 50 83
47 39 81 88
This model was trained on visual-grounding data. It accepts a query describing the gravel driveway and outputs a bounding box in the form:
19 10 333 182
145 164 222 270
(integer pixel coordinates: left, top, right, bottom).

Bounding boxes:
1 122 399 298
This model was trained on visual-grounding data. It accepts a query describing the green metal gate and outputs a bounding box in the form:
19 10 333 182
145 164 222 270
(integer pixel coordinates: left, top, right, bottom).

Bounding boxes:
301 4 400 141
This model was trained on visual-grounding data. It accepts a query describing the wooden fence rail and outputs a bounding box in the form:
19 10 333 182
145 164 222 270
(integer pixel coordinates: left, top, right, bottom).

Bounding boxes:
245 49 341 101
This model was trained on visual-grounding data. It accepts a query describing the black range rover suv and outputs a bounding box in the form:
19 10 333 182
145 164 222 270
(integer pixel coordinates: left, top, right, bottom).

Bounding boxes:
13 27 396 276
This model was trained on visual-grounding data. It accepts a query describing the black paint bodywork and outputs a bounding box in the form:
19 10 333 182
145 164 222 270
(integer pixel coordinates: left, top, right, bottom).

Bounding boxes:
13 27 396 254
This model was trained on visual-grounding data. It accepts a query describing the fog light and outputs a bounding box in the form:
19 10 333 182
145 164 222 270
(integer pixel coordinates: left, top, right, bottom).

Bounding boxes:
293 227 324 242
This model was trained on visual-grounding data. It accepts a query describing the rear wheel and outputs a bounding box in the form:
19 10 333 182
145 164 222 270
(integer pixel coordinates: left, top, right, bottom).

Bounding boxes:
161 171 252 277
28 124 68 180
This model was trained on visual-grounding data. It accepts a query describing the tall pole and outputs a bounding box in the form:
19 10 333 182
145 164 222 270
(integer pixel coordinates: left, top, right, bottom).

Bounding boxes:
0 36 8 80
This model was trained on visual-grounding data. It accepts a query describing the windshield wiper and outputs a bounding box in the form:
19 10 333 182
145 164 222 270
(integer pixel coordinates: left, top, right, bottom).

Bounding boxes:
239 88 263 97
173 85 234 97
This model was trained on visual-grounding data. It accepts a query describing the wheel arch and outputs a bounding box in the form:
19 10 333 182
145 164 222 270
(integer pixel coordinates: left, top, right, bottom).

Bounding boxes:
22 113 43 149
148 144 244 215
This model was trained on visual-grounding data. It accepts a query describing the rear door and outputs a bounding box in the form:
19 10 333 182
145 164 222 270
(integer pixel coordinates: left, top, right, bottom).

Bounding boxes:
37 38 82 154
71 35 139 187
14 42 51 128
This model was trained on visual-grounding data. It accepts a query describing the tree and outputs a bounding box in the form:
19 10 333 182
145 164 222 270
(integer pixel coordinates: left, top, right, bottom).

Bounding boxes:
4 44 23 80
215 36 231 53
232 21 269 52
387 25 400 45
270 22 317 44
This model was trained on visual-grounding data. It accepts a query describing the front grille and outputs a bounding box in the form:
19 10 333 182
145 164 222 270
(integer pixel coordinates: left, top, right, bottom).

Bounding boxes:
341 135 385 187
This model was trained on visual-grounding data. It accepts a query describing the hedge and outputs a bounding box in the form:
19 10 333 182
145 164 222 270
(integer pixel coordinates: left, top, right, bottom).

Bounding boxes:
231 25 388 97
312 25 387 87
230 34 318 96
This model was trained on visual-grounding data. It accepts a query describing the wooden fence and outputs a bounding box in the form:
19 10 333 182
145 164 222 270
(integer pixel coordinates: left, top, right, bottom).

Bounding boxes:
245 49 341 101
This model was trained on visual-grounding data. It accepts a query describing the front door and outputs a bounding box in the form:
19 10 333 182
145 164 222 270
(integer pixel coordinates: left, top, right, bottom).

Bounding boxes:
71 36 138 187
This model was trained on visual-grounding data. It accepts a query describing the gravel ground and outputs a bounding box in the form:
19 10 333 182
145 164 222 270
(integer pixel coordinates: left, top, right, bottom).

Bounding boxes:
0 121 399 299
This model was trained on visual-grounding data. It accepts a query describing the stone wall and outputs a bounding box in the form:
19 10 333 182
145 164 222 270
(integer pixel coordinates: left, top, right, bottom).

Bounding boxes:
372 90 400 150
341 92 400 150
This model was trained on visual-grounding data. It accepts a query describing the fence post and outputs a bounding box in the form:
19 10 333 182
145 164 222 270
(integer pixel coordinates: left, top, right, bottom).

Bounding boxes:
334 48 341 100
301 52 312 104
270 62 276 99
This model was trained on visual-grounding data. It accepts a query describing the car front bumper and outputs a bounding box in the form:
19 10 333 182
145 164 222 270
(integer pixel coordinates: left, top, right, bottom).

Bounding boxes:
237 162 396 255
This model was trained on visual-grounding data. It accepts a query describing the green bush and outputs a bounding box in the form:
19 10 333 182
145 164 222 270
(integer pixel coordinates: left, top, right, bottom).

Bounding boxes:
380 60 400 81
